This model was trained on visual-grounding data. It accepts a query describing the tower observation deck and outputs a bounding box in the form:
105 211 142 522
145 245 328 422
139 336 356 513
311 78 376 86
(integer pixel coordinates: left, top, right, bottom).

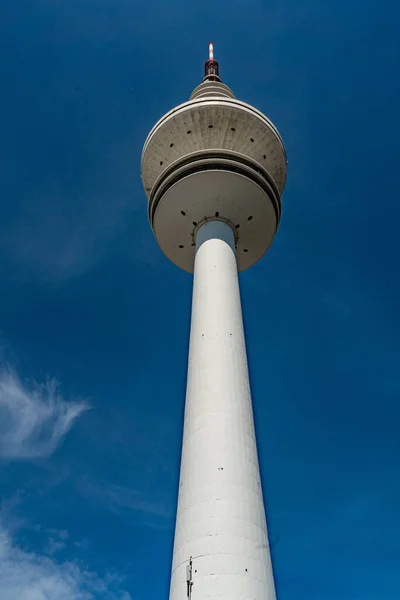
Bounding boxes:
141 44 287 600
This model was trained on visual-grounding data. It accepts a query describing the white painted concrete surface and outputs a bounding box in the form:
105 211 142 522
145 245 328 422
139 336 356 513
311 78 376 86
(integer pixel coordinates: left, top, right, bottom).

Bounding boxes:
169 220 276 600
152 169 278 273
141 96 287 197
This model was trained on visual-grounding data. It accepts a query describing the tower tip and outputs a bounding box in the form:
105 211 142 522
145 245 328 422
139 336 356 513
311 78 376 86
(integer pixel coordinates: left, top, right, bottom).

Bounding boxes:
204 42 221 83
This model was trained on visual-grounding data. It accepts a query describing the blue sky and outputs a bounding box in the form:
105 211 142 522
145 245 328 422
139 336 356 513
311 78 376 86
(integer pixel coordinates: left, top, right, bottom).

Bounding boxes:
0 0 399 598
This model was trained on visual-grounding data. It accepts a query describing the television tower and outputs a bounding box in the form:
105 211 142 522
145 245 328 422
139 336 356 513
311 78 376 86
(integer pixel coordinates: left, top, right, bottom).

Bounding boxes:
141 44 287 600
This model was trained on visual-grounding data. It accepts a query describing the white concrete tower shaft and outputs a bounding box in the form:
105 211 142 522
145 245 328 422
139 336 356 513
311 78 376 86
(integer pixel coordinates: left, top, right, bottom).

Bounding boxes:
170 219 276 600
141 44 287 600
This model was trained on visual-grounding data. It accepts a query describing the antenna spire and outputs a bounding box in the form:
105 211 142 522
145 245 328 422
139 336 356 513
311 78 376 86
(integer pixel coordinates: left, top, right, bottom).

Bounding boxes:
204 42 221 82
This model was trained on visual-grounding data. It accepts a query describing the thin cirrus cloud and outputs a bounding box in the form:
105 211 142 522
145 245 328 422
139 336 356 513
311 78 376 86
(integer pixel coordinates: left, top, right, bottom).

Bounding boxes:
44 529 69 556
0 522 131 600
78 477 172 522
0 368 89 460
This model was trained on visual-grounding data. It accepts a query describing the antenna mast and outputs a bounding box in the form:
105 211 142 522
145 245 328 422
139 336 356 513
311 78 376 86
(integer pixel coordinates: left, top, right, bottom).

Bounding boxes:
204 42 221 82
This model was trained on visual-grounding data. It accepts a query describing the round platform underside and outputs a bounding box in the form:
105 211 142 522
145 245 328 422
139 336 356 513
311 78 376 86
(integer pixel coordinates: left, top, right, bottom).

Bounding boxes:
152 170 277 273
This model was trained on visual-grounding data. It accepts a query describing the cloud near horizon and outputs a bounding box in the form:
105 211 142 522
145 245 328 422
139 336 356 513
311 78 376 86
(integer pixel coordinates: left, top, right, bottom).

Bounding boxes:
0 368 89 460
0 521 131 600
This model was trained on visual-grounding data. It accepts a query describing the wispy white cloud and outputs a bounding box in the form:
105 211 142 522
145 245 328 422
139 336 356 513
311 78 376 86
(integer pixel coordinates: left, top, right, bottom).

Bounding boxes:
73 539 89 551
44 529 69 556
0 521 131 600
0 368 89 460
78 478 171 521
